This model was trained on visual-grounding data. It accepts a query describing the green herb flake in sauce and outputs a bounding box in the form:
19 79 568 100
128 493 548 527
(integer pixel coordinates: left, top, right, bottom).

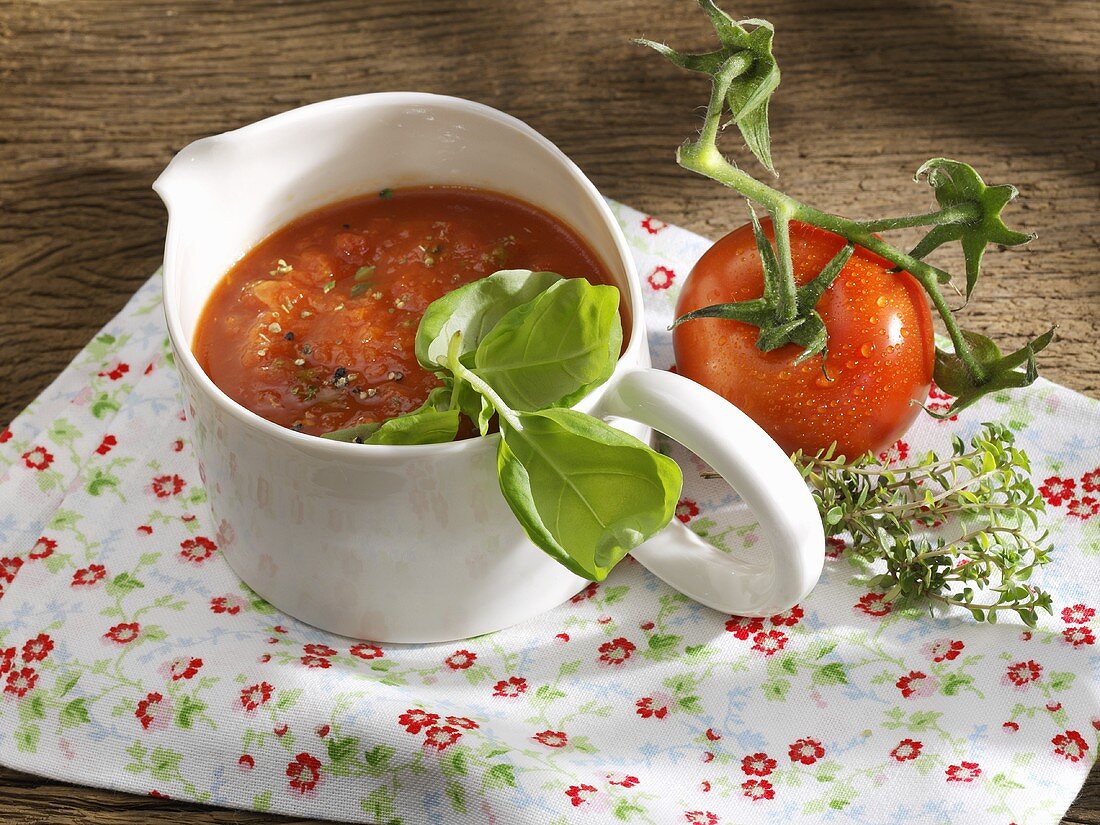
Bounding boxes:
323 278 337 294
379 188 393 199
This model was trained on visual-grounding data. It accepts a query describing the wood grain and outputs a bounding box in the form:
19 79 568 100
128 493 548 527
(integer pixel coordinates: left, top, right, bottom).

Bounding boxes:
0 0 1097 822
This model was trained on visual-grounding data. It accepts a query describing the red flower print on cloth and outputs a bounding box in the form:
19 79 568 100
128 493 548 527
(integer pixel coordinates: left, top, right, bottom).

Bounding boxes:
0 426 10 443
570 582 599 603
685 812 719 825
825 537 846 559
5 666 38 698
445 649 476 670
1038 476 1076 507
22 446 54 471
891 739 923 762
640 215 668 235
286 752 321 794
1082 467 1100 492
72 564 107 586
607 772 639 788
533 730 569 748
945 761 981 782
1003 721 1020 732
896 671 938 699
104 622 140 644
647 266 676 290
303 643 336 658
99 362 130 380
598 637 636 665
923 639 964 663
238 754 255 770
240 682 274 711
856 592 892 617
878 440 910 465
398 709 439 734
179 536 217 564
0 647 14 674
636 697 669 719
150 474 186 498
1067 496 1099 520
725 616 764 640
95 435 117 456
1062 626 1096 647
445 715 478 730
788 738 825 765
135 692 168 730
1052 730 1089 762
493 676 527 698
751 629 788 656
741 753 776 776
423 725 462 751
742 779 775 801
350 643 384 660
29 537 57 560
676 498 700 523
1062 604 1096 624
210 595 246 615
566 784 598 807
1047 701 1063 713
770 605 804 627
925 384 958 421
1004 660 1042 687
0 556 24 584
316 724 330 738
168 657 203 681
21 633 53 663
300 655 331 669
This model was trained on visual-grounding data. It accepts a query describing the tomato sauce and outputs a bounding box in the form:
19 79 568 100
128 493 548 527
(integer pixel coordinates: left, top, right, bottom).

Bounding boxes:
193 186 613 436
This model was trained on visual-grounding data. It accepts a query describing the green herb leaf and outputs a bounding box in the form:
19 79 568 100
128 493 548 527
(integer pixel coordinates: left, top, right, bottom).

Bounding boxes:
322 387 459 444
497 408 682 581
415 269 563 372
794 422 1053 624
474 278 621 411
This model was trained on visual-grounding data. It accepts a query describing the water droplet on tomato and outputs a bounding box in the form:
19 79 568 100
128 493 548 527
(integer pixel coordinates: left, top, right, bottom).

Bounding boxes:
815 374 835 388
860 343 875 357
876 295 887 308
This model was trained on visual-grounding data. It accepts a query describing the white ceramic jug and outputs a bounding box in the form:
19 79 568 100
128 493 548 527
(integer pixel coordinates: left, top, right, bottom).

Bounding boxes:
155 93 824 643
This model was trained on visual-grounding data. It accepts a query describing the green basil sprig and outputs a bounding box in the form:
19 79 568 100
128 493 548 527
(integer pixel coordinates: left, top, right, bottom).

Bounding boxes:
326 270 683 581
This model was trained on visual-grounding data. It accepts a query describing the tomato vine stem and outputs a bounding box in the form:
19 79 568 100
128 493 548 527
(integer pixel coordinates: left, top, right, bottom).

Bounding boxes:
677 62 990 383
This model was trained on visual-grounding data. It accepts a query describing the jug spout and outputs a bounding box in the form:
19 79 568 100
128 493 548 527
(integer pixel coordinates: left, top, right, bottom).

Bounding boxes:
152 134 231 212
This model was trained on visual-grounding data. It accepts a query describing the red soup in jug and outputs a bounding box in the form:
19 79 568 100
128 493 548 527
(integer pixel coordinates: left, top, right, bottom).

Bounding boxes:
193 186 614 437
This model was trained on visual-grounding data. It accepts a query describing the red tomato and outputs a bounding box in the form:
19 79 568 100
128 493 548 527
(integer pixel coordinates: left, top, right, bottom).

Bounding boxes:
674 219 935 457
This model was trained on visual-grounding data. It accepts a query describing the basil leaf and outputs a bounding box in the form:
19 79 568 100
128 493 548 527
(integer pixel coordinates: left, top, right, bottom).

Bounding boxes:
447 374 495 435
474 278 622 411
415 270 563 371
496 408 682 581
322 387 459 444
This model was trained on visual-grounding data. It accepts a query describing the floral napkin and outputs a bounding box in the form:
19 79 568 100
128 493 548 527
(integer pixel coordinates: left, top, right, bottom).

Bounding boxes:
0 202 1097 825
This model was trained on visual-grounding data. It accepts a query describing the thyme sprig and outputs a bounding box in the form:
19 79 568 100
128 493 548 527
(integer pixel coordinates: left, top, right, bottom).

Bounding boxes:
637 0 1055 418
793 423 1053 626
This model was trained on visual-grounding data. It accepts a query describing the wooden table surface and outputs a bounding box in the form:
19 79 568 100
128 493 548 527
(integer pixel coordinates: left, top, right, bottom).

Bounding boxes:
1 0 1097 822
